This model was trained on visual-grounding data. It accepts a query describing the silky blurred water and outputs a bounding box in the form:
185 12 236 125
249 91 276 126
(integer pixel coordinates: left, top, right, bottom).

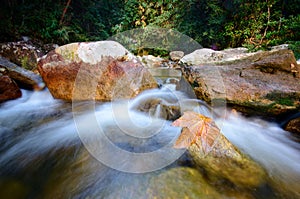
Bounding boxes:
0 84 299 198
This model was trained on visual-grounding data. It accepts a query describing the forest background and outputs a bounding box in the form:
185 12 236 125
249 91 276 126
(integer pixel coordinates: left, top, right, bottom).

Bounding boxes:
0 0 299 58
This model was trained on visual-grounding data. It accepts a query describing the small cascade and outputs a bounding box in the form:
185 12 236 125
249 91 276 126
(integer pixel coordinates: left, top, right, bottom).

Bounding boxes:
0 73 299 198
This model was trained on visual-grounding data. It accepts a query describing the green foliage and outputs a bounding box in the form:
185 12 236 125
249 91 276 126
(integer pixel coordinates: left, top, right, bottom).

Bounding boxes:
222 0 300 51
20 56 31 70
224 0 275 49
0 0 299 57
178 0 228 49
70 0 124 41
0 0 123 44
288 41 300 60
281 15 300 59
112 0 188 33
132 47 169 57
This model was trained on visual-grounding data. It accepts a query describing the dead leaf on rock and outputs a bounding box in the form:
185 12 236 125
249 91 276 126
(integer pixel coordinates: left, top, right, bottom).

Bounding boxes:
172 111 220 154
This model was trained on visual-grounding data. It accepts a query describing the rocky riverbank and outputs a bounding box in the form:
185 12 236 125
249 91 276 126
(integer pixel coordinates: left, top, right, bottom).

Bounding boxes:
1 39 300 198
0 39 299 134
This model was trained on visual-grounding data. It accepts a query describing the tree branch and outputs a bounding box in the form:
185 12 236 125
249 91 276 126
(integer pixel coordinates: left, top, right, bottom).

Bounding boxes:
260 0 271 45
59 0 72 25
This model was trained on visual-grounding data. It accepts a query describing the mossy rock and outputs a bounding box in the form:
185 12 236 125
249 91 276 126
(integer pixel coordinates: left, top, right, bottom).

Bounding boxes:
147 167 223 199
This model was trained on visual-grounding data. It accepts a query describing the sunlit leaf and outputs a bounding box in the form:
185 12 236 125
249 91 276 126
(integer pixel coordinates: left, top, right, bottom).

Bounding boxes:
172 111 220 154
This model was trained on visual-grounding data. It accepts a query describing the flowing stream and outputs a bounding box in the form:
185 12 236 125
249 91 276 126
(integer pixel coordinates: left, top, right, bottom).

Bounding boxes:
0 74 300 199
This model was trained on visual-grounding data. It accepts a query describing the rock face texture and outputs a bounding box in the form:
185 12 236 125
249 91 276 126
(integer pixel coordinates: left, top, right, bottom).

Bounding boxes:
187 126 267 188
137 55 165 68
37 41 157 101
0 41 44 71
0 74 22 102
172 111 266 188
285 116 300 135
181 49 300 117
181 48 226 65
0 56 45 90
169 51 184 61
148 167 223 199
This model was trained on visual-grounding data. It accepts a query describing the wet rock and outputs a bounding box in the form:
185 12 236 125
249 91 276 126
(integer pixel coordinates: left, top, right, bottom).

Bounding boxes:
148 167 223 199
0 56 45 90
169 51 184 61
40 150 220 199
173 111 267 188
137 98 181 120
285 116 300 135
187 129 267 188
37 41 157 101
0 74 22 102
181 49 300 118
164 77 179 84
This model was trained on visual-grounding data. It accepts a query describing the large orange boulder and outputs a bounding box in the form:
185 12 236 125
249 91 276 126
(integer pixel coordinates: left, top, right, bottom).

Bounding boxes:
37 41 157 101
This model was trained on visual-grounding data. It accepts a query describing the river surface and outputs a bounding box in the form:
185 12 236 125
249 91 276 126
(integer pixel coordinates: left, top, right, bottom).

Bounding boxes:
0 75 300 199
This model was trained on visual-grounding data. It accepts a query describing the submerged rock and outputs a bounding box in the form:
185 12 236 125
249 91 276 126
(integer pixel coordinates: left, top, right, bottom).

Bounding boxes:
148 167 223 199
0 74 22 102
0 178 29 199
181 49 300 117
137 98 181 120
39 148 224 199
37 41 157 101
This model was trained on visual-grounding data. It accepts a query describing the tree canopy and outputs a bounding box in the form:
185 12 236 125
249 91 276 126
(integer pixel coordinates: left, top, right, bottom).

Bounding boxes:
0 0 299 56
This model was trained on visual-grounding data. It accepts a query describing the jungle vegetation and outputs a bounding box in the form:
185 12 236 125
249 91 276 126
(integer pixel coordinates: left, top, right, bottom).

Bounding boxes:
1 0 299 57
